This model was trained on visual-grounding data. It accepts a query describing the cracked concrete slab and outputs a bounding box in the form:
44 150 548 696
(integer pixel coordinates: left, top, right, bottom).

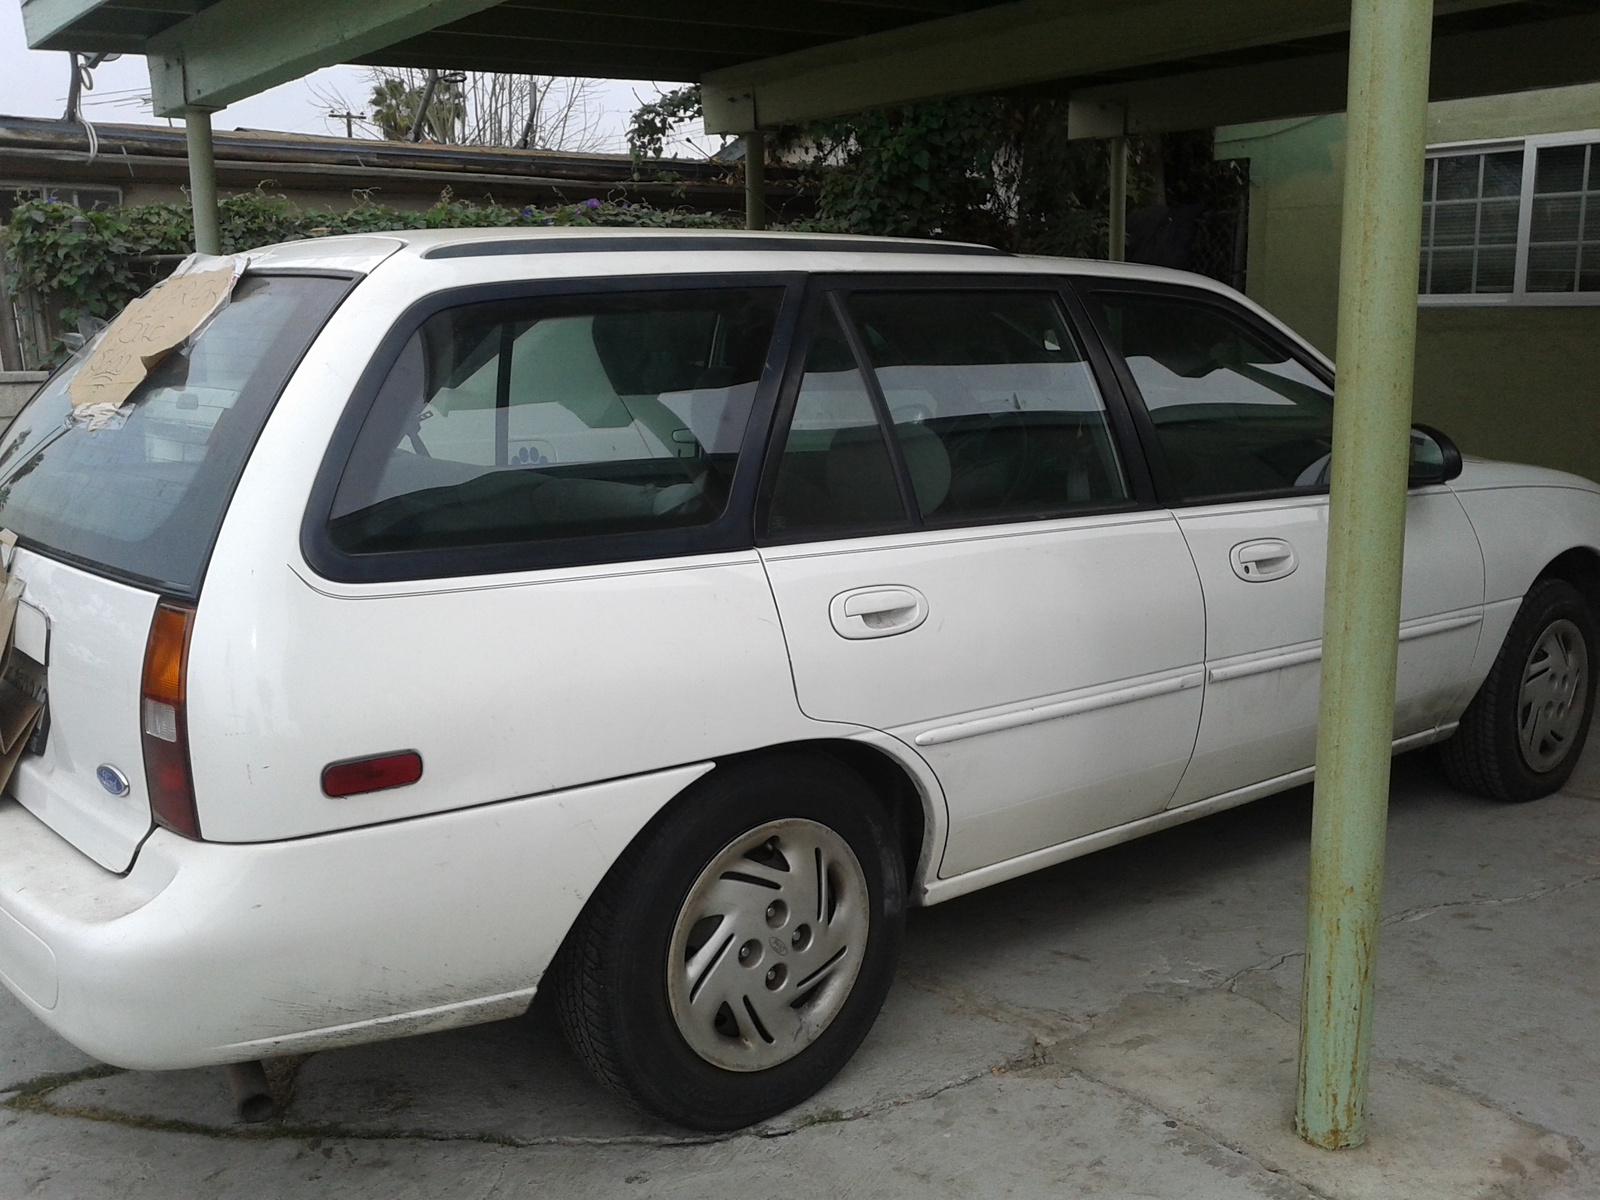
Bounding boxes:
36 978 1037 1144
1065 986 1589 1200
2 1066 1334 1200
3 746 1598 1198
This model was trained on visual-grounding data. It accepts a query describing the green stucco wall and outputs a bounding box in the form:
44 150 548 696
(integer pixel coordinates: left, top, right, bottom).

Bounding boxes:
1217 85 1600 482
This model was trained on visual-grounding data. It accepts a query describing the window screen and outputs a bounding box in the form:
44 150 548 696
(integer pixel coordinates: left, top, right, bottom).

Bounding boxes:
329 288 782 555
1419 138 1600 298
1421 150 1524 295
1528 141 1600 294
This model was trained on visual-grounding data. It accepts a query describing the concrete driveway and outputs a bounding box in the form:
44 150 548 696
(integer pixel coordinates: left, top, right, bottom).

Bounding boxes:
3 748 1597 1200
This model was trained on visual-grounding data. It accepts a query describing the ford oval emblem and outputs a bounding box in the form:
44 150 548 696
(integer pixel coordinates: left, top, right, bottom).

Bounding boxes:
96 764 131 797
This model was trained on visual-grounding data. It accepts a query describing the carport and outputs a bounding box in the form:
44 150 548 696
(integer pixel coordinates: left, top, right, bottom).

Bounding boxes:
20 0 1600 1152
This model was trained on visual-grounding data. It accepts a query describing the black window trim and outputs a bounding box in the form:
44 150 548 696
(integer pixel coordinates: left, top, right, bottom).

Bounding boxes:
755 272 1156 548
1067 277 1339 510
300 271 807 584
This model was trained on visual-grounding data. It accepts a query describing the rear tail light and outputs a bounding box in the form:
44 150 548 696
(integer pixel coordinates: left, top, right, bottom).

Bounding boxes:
141 602 200 838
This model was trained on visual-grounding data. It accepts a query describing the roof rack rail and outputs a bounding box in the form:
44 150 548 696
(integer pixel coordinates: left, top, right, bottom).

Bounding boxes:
422 234 1008 260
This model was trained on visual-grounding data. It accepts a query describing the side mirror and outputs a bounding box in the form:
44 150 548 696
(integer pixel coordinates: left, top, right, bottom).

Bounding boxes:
1409 424 1463 486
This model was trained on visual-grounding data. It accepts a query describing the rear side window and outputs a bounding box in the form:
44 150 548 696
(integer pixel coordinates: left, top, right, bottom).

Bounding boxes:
764 288 1129 538
0 274 350 595
766 305 906 534
848 291 1129 522
328 288 784 556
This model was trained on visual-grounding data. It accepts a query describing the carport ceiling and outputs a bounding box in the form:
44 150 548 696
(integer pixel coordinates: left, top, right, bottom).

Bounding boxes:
21 0 1600 127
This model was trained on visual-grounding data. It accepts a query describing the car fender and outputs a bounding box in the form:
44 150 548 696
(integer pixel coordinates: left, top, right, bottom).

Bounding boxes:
1448 460 1600 702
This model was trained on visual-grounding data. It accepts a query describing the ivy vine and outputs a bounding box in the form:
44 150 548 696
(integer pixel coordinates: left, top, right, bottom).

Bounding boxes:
3 191 741 363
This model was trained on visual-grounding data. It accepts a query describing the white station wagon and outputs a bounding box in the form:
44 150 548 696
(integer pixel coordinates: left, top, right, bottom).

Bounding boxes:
0 229 1594 1131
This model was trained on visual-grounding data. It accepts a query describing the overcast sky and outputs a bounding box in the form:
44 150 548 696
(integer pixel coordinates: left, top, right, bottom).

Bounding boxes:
0 5 670 152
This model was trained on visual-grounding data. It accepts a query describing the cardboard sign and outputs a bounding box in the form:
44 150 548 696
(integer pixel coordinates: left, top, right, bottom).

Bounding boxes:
68 260 240 413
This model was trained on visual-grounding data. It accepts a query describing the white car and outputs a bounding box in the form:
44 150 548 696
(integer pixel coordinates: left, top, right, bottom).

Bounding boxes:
0 230 1593 1131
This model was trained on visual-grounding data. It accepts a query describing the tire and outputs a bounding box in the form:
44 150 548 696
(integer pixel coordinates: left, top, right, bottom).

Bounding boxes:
549 753 906 1131
1440 577 1597 802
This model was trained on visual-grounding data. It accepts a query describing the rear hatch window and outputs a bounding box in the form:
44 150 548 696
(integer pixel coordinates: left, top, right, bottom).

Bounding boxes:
0 273 352 597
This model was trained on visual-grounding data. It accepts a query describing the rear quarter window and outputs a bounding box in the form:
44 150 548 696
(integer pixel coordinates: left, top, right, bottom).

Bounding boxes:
321 286 785 573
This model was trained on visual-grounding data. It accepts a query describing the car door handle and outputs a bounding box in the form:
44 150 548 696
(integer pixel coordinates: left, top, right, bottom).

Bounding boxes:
829 586 929 640
1230 539 1298 582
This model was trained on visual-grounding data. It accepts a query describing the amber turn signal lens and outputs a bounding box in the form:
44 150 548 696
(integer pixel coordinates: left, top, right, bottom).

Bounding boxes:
141 602 201 839
321 751 424 798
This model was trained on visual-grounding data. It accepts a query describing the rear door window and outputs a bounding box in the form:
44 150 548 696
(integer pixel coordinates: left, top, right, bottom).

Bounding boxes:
763 287 1130 538
847 290 1129 522
0 274 351 595
326 287 785 561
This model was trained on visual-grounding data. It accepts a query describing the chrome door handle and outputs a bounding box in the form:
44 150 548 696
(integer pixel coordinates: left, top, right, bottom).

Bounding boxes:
1230 539 1298 582
829 586 929 640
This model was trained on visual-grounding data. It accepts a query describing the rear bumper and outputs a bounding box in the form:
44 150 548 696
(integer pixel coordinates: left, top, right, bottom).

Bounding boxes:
0 763 707 1069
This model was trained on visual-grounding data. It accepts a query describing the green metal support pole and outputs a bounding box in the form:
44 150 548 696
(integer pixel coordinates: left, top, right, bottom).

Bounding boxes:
744 131 766 231
185 108 222 255
1296 0 1433 1151
1108 134 1128 261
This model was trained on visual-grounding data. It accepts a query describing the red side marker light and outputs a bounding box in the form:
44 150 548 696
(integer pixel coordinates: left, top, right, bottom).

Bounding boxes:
321 751 424 798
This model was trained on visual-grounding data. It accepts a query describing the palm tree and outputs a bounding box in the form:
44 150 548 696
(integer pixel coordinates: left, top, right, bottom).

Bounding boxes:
369 78 419 141
368 74 466 143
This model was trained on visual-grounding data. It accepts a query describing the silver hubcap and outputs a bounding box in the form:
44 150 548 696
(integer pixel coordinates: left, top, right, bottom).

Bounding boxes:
667 818 869 1072
1517 618 1589 773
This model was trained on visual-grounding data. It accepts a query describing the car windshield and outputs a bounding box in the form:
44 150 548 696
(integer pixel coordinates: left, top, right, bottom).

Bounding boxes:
0 274 349 596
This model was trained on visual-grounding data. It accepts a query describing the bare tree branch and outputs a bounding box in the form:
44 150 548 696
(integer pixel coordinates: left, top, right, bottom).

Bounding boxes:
365 68 609 152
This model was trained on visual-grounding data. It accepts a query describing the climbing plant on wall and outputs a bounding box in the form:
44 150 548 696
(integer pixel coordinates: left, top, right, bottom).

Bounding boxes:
626 87 1241 262
2 192 739 363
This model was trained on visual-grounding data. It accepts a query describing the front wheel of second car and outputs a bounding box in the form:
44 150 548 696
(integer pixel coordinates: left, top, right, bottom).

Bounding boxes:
549 753 907 1131
1441 577 1598 802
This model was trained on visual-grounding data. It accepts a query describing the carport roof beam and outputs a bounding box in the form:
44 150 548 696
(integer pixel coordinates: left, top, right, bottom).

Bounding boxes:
700 0 1511 132
1066 10 1600 138
49 0 505 118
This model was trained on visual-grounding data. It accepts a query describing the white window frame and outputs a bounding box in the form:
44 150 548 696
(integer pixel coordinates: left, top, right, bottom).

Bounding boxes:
1419 128 1600 308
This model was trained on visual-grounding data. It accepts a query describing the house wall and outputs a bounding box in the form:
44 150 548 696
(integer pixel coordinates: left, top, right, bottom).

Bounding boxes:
1217 84 1600 482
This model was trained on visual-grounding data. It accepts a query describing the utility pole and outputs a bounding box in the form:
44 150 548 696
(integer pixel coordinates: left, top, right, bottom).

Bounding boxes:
409 70 441 143
516 76 541 149
330 111 366 139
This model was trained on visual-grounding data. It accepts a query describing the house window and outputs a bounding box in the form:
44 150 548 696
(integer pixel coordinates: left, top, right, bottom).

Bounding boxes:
1420 132 1600 304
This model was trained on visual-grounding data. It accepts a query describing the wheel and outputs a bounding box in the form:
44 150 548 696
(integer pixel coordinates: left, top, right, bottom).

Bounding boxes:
549 754 906 1130
1440 577 1597 802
